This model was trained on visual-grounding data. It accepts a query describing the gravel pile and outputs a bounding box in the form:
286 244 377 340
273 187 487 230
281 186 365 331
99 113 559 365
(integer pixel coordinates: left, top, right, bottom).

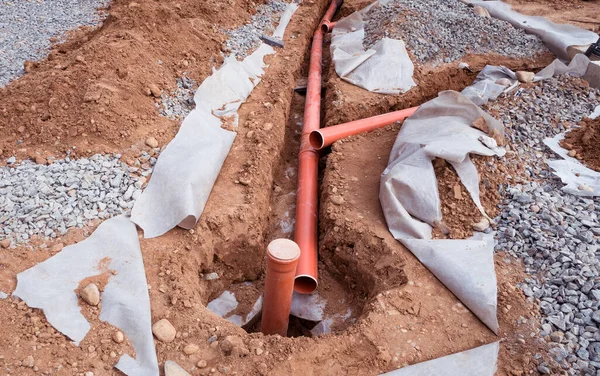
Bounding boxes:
156 75 198 120
0 153 156 246
487 76 600 375
363 0 548 65
0 0 109 88
223 0 290 59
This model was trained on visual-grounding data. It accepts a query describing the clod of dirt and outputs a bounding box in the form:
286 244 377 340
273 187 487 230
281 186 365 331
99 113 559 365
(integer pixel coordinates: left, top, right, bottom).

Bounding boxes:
183 343 200 355
0 239 10 248
145 137 159 148
220 335 249 356
561 117 600 172
152 319 177 343
148 84 162 98
80 283 100 306
164 360 191 376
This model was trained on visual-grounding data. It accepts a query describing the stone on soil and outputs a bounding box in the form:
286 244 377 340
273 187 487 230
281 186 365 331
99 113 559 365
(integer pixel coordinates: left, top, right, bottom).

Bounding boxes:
80 283 100 306
220 335 249 356
183 344 199 355
152 319 176 343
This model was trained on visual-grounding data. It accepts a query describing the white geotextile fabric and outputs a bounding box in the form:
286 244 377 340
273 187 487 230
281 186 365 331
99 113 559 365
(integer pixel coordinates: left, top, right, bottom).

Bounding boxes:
330 0 416 94
13 217 159 376
469 0 598 61
462 54 592 105
380 90 503 333
543 105 600 196
131 43 275 238
272 3 299 40
381 341 500 376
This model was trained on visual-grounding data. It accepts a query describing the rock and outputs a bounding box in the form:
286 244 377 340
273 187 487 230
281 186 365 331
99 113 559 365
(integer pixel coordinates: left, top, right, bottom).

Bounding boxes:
453 184 462 200
246 130 255 139
473 5 490 18
112 331 124 343
472 218 490 232
578 184 593 192
255 348 264 355
530 205 540 213
50 243 64 253
145 137 159 148
164 360 191 376
80 283 100 306
23 60 37 73
75 55 86 63
568 150 577 157
152 319 176 342
263 123 273 131
183 344 199 355
22 355 34 368
536 365 550 374
592 310 600 324
84 372 94 376
331 195 344 206
7 156 16 164
197 360 208 368
83 90 102 103
516 71 535 83
204 272 219 281
148 84 162 97
34 156 47 165
220 335 249 356
0 239 11 248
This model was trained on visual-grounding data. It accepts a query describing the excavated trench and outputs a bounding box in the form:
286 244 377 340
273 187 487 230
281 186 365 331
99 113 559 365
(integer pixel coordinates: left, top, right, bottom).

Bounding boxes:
199 22 523 340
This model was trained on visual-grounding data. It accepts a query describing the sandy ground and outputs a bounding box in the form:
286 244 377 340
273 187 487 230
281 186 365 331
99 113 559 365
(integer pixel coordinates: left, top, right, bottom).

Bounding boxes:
0 0 599 375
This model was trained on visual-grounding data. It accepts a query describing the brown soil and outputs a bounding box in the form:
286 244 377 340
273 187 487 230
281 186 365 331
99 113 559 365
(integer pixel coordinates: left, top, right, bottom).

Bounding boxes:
506 0 600 32
561 116 600 171
1 0 595 374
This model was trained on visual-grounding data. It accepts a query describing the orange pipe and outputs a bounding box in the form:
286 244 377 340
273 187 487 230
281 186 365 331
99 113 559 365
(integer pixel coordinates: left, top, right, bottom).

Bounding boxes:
294 0 341 294
261 239 301 336
321 20 336 32
309 106 419 150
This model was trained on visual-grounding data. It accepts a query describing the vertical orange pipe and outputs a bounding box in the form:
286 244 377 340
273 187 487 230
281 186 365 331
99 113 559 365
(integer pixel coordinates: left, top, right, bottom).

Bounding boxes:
261 239 301 336
294 0 341 294
309 106 419 150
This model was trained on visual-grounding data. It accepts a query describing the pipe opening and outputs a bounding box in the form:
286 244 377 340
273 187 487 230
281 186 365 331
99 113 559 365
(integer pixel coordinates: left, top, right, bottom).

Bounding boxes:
309 130 325 150
320 23 330 33
294 275 318 294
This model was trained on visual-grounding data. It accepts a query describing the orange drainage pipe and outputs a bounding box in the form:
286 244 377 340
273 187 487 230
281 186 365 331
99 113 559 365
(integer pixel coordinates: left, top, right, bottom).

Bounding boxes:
261 239 301 336
309 106 419 150
294 0 342 295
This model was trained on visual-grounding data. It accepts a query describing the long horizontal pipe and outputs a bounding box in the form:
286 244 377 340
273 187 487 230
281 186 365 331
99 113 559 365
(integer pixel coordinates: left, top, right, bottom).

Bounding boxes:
294 0 341 295
309 106 419 150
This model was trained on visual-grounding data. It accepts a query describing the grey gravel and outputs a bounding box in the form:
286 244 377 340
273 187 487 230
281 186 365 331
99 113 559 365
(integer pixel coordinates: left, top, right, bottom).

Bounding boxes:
223 0 290 59
0 0 109 87
0 152 157 245
156 75 198 120
363 0 548 65
487 75 600 376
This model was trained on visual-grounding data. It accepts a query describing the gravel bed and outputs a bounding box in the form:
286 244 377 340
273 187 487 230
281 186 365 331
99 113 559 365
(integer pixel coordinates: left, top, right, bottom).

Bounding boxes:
0 152 156 246
363 0 548 65
487 76 600 375
0 0 109 88
222 0 290 59
156 75 198 120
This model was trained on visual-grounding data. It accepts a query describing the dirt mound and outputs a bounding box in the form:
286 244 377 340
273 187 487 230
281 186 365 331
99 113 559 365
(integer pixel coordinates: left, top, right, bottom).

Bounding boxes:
0 0 255 163
561 116 600 171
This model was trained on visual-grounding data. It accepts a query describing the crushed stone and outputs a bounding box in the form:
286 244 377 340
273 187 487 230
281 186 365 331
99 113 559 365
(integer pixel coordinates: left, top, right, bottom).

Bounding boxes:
0 152 156 245
156 75 198 120
487 75 600 376
0 0 109 88
363 0 548 65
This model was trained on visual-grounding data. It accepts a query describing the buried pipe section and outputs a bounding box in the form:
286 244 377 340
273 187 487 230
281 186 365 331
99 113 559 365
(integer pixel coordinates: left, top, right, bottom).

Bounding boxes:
294 0 342 294
309 106 419 150
261 239 301 336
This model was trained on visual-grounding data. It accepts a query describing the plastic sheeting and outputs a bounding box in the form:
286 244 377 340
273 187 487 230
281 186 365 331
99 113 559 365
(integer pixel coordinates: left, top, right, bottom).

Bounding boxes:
131 44 276 238
381 341 500 376
543 105 600 196
12 216 158 376
380 90 504 333
469 0 598 61
462 54 592 105
330 0 416 94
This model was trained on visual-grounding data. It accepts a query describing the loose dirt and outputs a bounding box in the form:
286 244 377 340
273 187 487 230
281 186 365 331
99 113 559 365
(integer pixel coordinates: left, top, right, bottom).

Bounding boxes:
561 116 600 172
506 0 600 32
